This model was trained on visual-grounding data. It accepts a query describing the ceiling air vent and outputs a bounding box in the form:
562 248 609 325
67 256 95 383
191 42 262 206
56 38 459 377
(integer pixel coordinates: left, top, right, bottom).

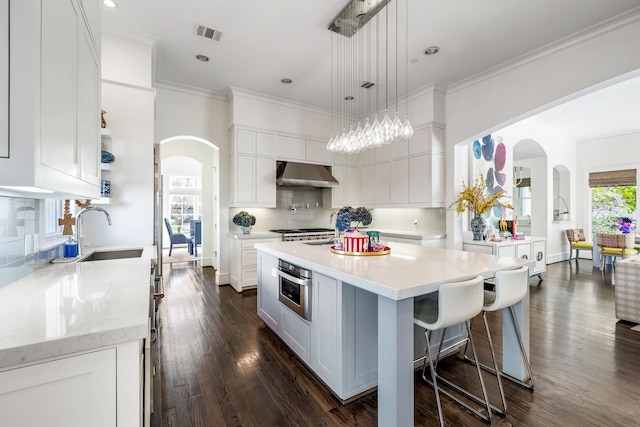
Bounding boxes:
194 24 222 41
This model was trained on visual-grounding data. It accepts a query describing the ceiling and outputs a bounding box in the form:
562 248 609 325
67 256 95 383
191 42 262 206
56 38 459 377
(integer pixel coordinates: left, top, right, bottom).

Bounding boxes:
102 0 640 143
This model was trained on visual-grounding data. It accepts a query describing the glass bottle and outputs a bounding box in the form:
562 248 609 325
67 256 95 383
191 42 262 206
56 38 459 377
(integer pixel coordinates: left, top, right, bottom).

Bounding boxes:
64 236 78 259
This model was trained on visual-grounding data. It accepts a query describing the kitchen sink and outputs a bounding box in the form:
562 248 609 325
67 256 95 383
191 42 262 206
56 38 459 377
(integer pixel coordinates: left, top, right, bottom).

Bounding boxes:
81 248 144 261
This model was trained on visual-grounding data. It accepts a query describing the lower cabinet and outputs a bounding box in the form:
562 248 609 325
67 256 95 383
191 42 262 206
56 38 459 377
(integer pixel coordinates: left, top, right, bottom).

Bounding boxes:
463 237 547 276
0 340 143 427
230 236 280 292
257 252 378 401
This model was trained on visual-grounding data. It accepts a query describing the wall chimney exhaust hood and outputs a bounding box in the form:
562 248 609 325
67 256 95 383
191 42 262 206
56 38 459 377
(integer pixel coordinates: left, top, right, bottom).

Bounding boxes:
276 162 339 188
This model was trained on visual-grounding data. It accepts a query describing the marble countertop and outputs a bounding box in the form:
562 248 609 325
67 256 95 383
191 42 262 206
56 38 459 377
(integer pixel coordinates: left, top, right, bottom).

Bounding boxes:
228 231 282 240
0 245 154 369
255 241 531 301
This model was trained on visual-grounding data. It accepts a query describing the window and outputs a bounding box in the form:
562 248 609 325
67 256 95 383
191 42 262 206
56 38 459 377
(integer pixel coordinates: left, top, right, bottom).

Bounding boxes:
167 175 201 233
590 169 637 233
44 199 64 237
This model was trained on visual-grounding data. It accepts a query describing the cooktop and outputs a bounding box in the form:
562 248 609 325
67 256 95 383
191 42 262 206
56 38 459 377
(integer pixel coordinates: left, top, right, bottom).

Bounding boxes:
270 228 334 234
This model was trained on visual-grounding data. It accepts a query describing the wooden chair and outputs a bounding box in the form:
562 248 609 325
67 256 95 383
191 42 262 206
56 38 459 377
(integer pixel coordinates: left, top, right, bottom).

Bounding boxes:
564 229 593 261
594 232 638 270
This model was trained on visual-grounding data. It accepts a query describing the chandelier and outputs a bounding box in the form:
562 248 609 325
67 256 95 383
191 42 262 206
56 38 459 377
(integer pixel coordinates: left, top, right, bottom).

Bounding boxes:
326 0 413 154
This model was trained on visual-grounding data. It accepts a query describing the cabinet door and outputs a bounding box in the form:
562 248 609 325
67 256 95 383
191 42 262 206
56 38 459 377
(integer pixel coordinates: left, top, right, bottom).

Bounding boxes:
78 24 101 186
496 244 517 257
345 166 360 206
256 131 274 156
390 158 409 204
258 252 281 333
235 155 256 203
281 308 311 364
306 139 332 164
409 154 430 203
408 127 430 156
360 164 375 205
255 156 275 206
236 129 256 155
516 242 532 260
275 135 305 160
0 349 116 427
312 273 340 389
533 240 546 273
40 0 79 177
331 165 347 206
374 162 390 205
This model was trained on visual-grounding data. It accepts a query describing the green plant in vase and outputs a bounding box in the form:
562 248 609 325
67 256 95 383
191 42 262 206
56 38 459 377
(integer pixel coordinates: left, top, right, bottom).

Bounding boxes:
233 211 256 234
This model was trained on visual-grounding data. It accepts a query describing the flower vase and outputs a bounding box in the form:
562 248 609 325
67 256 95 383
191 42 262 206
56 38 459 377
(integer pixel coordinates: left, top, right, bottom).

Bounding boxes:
241 226 251 235
470 212 487 241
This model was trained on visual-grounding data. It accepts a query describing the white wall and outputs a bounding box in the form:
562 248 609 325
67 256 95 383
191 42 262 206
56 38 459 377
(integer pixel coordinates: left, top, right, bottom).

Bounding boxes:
154 87 229 282
444 15 640 249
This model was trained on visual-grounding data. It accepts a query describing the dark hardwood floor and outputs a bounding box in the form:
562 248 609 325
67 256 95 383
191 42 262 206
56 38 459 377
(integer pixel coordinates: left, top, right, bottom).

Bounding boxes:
151 259 640 427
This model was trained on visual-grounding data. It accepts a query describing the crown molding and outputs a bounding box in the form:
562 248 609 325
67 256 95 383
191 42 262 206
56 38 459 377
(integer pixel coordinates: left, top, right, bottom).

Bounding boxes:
447 7 640 95
228 87 331 117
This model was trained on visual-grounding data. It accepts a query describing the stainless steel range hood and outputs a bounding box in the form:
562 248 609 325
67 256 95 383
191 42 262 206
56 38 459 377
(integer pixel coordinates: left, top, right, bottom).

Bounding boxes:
276 161 339 188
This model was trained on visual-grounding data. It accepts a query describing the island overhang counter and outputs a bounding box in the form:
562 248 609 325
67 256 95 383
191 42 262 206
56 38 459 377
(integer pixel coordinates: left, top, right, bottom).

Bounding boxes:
255 241 533 426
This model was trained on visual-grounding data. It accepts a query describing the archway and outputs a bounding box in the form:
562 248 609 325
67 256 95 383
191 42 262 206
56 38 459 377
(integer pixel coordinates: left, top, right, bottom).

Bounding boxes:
159 136 220 276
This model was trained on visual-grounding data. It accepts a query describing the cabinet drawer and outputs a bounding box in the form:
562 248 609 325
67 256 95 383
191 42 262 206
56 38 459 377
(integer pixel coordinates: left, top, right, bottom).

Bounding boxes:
463 243 494 255
241 249 257 266
241 267 257 286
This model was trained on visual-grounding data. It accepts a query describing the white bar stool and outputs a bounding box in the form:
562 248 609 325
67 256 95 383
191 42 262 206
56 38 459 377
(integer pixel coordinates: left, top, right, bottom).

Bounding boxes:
414 276 491 426
464 265 534 415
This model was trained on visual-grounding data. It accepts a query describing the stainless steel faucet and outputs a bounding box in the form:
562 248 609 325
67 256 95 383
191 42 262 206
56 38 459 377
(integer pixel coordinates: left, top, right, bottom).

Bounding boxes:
76 206 112 257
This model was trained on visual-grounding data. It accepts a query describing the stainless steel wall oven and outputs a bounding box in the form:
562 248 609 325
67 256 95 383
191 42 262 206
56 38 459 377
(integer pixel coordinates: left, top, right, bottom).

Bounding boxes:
277 259 312 320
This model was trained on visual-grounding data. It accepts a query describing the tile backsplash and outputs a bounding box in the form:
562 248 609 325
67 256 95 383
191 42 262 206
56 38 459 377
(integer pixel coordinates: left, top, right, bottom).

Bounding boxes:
0 195 62 289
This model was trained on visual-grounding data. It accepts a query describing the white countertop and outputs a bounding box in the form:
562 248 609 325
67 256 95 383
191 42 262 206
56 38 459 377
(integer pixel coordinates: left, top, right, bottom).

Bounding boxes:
228 231 281 240
255 241 531 301
0 245 154 369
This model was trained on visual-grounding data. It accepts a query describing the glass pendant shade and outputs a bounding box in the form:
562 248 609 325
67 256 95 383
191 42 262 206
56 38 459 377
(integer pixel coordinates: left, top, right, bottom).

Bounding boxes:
402 115 414 139
392 112 403 141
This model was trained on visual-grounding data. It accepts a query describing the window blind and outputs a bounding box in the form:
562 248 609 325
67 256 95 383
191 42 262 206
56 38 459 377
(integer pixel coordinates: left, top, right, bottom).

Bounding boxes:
588 169 636 188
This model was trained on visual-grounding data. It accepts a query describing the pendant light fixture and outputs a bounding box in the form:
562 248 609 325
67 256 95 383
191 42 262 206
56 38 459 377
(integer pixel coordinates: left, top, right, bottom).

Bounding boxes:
326 0 412 154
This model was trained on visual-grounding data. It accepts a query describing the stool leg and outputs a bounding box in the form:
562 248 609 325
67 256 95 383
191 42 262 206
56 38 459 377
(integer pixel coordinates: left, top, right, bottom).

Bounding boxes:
482 311 507 414
422 330 445 427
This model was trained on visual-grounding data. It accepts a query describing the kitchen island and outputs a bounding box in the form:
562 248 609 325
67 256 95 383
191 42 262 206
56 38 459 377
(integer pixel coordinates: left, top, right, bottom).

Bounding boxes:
255 241 533 427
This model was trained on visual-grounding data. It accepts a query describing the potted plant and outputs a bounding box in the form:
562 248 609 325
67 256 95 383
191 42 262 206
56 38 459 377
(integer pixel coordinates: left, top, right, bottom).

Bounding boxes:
233 211 256 234
449 174 511 241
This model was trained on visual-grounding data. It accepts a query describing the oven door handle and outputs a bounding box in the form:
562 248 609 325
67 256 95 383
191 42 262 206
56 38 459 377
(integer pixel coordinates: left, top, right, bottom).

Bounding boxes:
277 269 311 286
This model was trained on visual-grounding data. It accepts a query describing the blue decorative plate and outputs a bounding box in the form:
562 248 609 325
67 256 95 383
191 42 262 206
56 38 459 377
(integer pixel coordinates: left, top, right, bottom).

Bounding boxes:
101 150 115 163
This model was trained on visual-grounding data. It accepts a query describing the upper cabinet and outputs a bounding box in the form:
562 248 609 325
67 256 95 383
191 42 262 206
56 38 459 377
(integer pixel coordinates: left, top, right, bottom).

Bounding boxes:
1 0 7 159
360 124 445 208
275 135 333 165
0 0 101 198
229 127 276 207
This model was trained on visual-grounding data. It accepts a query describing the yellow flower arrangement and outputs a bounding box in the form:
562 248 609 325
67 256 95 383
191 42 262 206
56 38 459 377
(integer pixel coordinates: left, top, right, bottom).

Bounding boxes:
449 174 512 215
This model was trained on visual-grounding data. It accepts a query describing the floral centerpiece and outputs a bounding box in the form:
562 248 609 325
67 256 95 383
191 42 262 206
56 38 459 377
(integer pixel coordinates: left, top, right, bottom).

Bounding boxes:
335 206 372 232
618 216 634 234
449 174 511 240
233 211 256 234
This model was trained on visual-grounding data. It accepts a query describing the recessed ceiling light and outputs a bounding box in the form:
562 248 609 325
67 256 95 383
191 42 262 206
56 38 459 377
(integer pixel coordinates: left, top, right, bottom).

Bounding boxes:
281 78 292 84
424 46 440 56
344 96 354 101
103 0 118 8
195 54 210 62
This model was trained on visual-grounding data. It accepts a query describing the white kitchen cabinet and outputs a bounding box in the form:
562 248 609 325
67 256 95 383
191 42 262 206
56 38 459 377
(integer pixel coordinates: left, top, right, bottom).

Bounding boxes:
258 251 281 334
326 165 360 208
360 124 445 208
230 234 281 292
281 305 312 364
0 340 144 427
334 152 359 166
229 127 276 207
463 237 547 277
275 135 332 165
1 0 101 198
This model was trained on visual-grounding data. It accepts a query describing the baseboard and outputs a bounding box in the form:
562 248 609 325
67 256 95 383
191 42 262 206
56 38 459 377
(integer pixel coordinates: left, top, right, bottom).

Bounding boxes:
217 271 230 285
